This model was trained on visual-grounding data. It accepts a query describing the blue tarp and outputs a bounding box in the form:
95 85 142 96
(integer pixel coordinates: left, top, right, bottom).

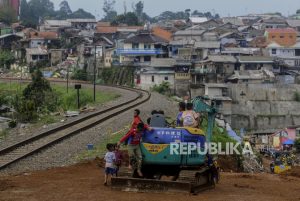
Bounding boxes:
42 71 53 78
227 129 242 143
283 139 294 145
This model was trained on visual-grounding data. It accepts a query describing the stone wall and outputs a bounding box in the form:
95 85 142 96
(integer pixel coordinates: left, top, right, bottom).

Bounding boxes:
228 83 300 131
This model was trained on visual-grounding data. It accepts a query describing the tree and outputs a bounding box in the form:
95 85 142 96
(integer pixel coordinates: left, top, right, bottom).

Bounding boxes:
156 11 188 21
0 6 17 24
20 0 35 26
111 12 139 26
71 69 88 81
204 12 213 19
59 0 72 15
0 51 15 69
133 1 144 22
68 9 95 19
185 9 191 18
55 0 72 19
23 70 53 109
102 0 117 21
192 10 204 17
14 69 56 122
20 0 55 26
215 14 220 19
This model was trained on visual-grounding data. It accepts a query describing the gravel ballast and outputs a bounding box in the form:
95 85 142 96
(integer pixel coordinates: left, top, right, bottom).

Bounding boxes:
0 91 178 175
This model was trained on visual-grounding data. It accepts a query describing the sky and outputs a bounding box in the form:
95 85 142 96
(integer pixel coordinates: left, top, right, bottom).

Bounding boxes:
51 0 299 19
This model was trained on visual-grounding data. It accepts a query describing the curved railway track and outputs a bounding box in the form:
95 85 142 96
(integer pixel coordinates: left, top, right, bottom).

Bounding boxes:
0 85 151 170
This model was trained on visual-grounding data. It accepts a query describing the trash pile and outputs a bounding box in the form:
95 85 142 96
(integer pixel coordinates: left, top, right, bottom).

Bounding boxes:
243 154 264 173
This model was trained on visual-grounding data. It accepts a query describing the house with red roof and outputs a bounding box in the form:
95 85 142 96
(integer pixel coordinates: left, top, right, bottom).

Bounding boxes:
265 28 297 47
265 28 300 67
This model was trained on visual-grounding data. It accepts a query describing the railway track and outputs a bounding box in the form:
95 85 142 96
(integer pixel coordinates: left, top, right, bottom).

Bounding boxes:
0 86 151 170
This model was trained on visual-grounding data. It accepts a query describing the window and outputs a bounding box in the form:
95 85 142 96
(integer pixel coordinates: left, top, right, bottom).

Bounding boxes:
295 49 300 57
152 76 155 82
144 56 151 62
290 35 293 39
272 49 277 55
144 44 151 49
272 36 276 39
132 43 139 49
280 35 284 39
164 76 169 81
32 55 38 60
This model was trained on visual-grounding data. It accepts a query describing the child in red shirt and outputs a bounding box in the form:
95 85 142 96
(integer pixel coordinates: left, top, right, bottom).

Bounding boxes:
118 122 152 177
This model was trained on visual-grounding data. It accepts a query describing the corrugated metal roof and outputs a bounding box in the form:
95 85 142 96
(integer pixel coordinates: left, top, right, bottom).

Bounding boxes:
238 56 273 63
150 58 176 67
0 34 13 39
194 41 220 49
169 40 192 45
222 17 244 26
189 17 208 24
286 20 300 27
67 19 97 23
208 55 237 63
173 30 205 36
44 20 71 27
124 32 168 44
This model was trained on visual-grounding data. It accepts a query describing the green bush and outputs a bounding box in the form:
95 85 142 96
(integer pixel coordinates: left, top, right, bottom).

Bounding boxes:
8 120 17 128
12 70 57 122
295 139 300 152
294 92 300 102
0 50 15 69
0 92 9 109
0 129 9 140
72 69 88 81
13 96 38 122
151 81 171 95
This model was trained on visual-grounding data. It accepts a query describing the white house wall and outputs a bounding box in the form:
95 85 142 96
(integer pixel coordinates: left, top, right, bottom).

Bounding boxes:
139 74 174 90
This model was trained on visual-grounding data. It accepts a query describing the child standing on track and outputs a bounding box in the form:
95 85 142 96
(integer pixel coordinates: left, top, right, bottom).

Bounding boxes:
104 143 116 185
118 122 152 177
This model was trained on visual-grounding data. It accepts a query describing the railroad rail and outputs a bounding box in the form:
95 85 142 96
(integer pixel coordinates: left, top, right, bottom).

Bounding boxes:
0 85 151 170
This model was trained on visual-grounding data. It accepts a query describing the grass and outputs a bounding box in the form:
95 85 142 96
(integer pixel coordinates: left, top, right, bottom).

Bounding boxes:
0 82 121 111
36 115 63 127
51 84 121 111
0 129 9 140
76 125 130 161
0 82 121 127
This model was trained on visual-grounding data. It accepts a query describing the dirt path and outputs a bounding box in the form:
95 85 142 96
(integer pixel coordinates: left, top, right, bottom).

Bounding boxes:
1 161 300 201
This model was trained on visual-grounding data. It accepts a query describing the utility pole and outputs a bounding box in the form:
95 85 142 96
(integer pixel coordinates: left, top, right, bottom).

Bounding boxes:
67 64 69 93
94 45 96 102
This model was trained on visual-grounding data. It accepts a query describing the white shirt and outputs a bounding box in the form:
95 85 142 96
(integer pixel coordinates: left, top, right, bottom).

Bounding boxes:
104 151 116 168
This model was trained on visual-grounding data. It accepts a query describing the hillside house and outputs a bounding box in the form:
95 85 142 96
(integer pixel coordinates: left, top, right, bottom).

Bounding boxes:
116 31 169 66
265 28 297 47
137 58 175 90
